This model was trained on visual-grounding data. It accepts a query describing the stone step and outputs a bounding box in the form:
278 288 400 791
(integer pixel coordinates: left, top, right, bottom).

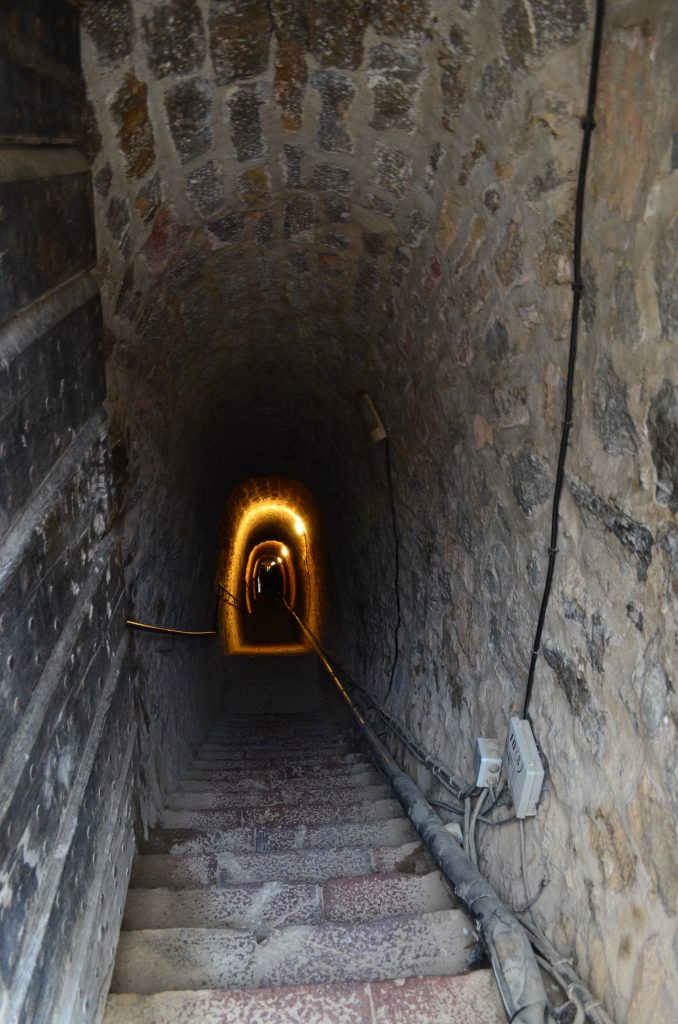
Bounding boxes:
195 738 357 759
180 754 373 780
143 817 418 856
163 783 393 812
322 871 455 923
122 871 453 933
123 881 321 935
159 798 405 830
110 909 475 994
207 722 350 738
188 746 362 766
132 840 436 887
104 971 505 1024
174 767 383 793
213 711 334 725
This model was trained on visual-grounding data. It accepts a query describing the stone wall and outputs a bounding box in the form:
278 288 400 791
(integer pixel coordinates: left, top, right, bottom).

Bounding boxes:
78 1 677 1020
0 3 135 1021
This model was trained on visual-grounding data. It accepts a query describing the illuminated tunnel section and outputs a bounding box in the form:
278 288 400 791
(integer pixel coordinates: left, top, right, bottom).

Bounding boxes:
218 477 324 655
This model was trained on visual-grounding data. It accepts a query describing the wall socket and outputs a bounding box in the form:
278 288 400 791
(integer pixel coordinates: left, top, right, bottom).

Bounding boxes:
473 737 502 788
504 717 544 818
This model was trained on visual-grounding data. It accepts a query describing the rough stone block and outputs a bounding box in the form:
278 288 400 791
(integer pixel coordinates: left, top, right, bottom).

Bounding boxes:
569 477 654 581
656 219 678 341
307 0 368 70
229 84 266 162
311 71 356 153
310 163 352 196
105 195 131 253
275 40 307 132
647 380 678 512
252 211 274 244
207 212 246 245
374 144 412 198
368 45 422 132
111 73 155 179
270 0 307 42
140 206 191 274
509 449 551 517
186 160 225 217
165 78 213 164
209 0 272 85
479 58 513 120
592 355 639 457
142 0 206 79
81 0 134 68
286 192 319 240
370 0 431 43
93 162 113 198
237 165 271 206
135 172 162 222
494 218 524 288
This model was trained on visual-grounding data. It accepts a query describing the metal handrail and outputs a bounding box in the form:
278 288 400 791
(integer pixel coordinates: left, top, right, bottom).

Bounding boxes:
287 610 473 799
285 601 553 1024
125 619 216 637
126 583 246 638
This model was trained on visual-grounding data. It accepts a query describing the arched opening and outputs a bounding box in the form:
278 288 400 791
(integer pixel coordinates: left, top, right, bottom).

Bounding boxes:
217 476 324 655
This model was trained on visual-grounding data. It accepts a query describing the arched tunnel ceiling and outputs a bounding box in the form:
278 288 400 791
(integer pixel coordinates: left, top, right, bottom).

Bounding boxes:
80 0 592 509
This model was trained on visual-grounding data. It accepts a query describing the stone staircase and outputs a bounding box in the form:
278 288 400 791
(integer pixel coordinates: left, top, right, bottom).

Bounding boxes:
104 656 504 1023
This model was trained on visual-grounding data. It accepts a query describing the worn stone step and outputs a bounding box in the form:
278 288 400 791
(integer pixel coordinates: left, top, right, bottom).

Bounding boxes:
163 783 393 812
195 738 357 759
208 722 349 738
123 871 453 934
110 910 475 994
188 746 363 767
205 730 352 748
180 754 373 780
159 798 405 830
214 710 333 724
123 881 321 935
132 840 436 888
143 817 417 857
322 871 455 923
175 767 383 793
104 970 505 1024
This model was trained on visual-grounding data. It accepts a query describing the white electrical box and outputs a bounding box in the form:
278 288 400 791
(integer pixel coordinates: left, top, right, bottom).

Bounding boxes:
504 717 544 818
473 738 502 788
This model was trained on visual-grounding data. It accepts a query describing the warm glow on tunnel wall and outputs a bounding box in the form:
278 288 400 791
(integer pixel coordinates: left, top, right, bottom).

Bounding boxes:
217 478 324 654
245 540 297 613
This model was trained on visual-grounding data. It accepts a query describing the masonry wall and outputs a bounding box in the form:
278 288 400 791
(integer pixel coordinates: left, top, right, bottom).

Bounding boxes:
0 4 137 1021
77 1 678 1021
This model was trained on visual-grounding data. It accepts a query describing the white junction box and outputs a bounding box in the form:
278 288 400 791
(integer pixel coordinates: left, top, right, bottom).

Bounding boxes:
473 738 502 788
504 717 544 818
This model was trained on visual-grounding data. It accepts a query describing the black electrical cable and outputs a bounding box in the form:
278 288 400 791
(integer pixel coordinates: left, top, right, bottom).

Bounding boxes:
522 0 605 720
384 438 402 699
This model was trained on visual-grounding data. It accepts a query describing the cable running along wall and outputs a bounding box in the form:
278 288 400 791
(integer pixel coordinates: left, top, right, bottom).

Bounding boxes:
522 0 606 720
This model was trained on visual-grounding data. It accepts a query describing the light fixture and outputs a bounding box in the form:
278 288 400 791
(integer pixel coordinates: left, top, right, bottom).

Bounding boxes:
294 517 305 536
361 392 388 444
280 545 289 557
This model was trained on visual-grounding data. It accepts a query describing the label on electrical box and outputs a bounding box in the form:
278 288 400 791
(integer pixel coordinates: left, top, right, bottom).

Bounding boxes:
504 717 544 818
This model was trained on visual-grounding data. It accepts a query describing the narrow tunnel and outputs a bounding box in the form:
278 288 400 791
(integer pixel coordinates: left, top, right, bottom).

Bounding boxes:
0 1 677 1022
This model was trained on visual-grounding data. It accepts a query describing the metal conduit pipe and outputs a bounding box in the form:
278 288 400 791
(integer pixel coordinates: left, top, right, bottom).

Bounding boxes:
286 604 553 1024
